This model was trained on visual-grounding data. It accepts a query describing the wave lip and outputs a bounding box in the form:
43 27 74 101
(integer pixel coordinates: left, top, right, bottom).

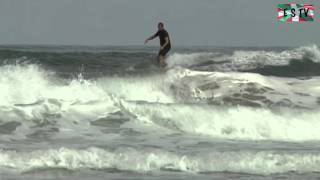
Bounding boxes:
1 147 320 175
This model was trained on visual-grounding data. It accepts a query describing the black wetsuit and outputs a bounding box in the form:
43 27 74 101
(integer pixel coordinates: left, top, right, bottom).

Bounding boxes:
154 29 171 56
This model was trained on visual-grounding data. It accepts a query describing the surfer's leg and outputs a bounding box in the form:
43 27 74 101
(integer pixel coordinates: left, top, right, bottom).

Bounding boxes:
159 55 166 67
158 47 170 67
158 50 166 67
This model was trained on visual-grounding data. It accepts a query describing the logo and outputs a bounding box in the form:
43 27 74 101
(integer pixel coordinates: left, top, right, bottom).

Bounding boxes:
278 4 314 22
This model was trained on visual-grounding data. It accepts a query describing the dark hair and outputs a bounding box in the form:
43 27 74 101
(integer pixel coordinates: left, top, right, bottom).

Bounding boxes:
158 22 164 27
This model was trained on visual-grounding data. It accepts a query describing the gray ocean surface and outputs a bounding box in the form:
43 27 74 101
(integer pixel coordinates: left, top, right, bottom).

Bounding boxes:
1 45 320 180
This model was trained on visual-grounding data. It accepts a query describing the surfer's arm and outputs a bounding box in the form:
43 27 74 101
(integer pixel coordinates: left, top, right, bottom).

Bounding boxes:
144 32 158 44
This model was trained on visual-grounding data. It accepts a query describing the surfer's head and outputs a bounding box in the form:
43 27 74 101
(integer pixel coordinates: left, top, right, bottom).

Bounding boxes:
158 22 164 30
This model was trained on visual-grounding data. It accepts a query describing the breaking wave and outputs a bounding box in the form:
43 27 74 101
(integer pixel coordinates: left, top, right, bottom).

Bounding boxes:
1 64 320 141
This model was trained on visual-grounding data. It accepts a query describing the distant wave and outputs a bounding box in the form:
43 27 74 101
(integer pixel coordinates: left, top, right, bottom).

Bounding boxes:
0 45 320 77
167 44 320 76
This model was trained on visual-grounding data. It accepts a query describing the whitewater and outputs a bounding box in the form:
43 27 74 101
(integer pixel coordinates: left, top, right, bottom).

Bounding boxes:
1 45 320 180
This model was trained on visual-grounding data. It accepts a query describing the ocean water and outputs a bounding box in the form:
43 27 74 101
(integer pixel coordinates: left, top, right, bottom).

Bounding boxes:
1 45 320 179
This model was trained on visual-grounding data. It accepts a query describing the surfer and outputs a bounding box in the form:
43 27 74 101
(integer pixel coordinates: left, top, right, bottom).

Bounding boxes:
144 22 171 67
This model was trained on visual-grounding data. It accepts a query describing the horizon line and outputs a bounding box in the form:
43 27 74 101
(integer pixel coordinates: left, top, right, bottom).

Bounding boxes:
0 43 309 48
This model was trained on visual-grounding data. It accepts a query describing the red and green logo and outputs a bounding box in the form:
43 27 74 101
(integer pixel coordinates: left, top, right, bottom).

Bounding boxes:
278 4 314 22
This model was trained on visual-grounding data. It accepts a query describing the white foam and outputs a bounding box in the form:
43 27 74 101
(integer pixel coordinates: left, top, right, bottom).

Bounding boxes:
225 44 320 70
120 100 320 141
96 75 174 103
0 64 50 105
0 64 120 138
166 52 218 68
0 64 110 106
1 147 320 175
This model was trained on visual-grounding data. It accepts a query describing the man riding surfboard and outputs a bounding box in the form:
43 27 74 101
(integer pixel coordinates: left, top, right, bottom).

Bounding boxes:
144 22 171 67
